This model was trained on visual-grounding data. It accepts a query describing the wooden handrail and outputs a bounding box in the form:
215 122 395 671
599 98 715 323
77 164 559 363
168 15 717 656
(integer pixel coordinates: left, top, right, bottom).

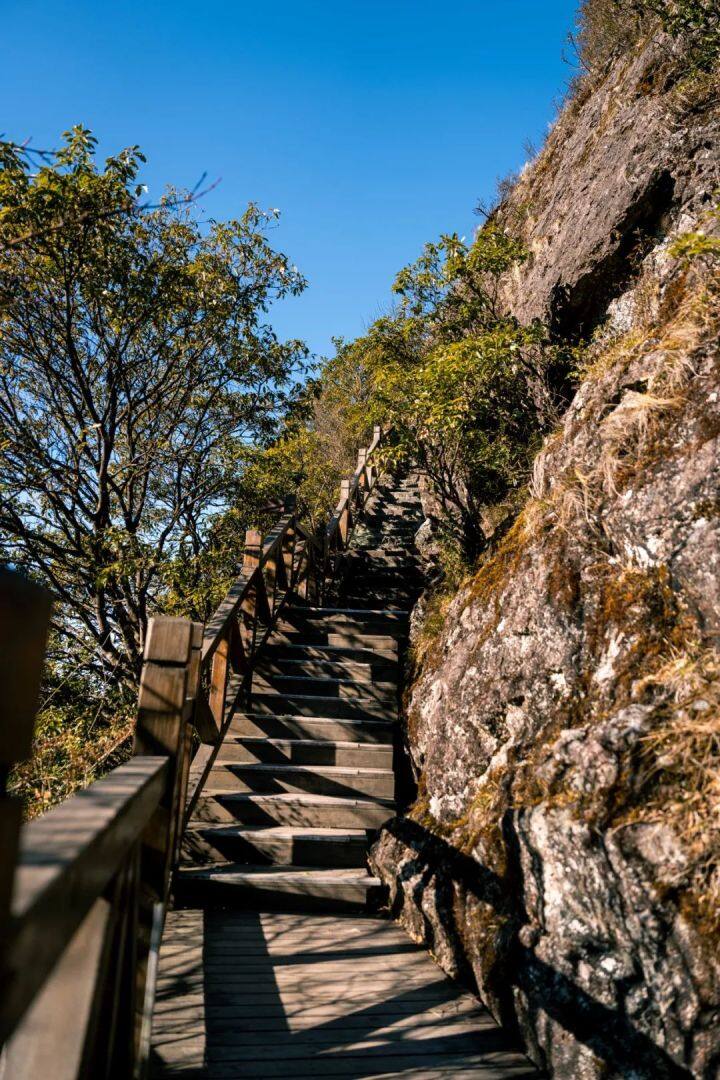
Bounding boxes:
1 758 168 1047
0 423 388 1078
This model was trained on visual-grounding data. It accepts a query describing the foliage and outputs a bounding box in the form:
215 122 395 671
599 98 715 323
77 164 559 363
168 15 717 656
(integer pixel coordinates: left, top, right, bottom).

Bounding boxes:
574 0 720 74
331 225 573 561
391 227 528 341
0 127 307 691
160 337 378 626
10 681 134 819
669 200 720 263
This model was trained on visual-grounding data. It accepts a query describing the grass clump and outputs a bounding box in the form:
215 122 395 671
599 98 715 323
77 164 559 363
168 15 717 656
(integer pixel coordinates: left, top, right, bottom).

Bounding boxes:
574 0 720 76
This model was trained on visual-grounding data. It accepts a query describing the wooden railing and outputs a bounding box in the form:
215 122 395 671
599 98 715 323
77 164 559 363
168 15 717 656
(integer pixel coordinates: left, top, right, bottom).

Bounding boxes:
0 425 386 1079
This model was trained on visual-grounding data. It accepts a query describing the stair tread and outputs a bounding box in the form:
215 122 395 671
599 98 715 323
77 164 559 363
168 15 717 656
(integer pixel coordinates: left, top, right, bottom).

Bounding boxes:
252 690 396 703
230 737 393 750
258 674 395 687
198 792 395 807
234 712 392 723
215 763 393 776
288 606 409 617
178 864 380 883
264 643 398 656
187 825 370 839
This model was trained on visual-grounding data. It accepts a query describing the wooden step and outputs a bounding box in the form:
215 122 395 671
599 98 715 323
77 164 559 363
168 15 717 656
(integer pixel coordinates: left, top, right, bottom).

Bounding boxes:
181 825 370 867
249 692 396 721
279 613 408 639
192 792 395 828
287 606 410 618
217 737 393 768
174 865 385 913
349 548 422 564
263 641 399 663
257 656 397 682
229 712 394 743
205 763 395 799
252 673 397 702
272 631 401 653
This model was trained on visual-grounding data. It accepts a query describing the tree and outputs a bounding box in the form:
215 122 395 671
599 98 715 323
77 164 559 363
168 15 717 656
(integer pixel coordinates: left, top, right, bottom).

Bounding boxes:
345 226 571 561
0 126 307 689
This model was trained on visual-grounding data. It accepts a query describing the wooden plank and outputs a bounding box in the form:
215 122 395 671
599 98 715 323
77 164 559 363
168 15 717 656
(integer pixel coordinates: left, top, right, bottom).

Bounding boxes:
208 636 229 732
0 758 167 1044
202 570 253 665
193 690 221 747
145 618 193 665
151 912 535 1080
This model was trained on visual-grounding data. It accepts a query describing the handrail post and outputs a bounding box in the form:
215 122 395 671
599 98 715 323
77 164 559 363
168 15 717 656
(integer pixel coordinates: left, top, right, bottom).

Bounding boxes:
357 447 369 505
282 495 297 594
0 570 51 1026
133 616 194 1064
239 528 261 651
339 478 351 545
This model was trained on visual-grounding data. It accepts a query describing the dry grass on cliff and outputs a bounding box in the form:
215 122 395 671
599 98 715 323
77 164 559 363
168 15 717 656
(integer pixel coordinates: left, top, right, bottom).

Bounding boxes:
410 251 720 933
633 648 720 929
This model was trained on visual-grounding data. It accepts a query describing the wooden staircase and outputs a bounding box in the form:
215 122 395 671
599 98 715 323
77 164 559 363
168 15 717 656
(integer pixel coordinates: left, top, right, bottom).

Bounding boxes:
2 441 537 1079
175 472 425 914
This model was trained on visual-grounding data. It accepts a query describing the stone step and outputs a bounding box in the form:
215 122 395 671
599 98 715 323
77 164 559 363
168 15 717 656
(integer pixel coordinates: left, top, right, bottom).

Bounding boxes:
252 673 397 703
249 692 396 722
229 713 394 743
205 762 395 799
217 737 393 769
174 865 385 914
191 792 395 828
181 824 370 867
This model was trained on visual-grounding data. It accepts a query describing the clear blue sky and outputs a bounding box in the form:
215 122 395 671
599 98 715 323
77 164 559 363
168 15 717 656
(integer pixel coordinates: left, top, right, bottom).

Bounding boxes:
3 0 578 358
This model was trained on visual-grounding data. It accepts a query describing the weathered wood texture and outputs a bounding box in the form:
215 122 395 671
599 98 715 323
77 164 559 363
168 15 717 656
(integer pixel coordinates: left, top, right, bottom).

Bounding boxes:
150 911 537 1078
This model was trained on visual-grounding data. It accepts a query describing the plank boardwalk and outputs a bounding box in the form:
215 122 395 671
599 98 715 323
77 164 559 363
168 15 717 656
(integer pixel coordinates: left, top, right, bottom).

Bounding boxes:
150 472 538 1078
150 911 537 1078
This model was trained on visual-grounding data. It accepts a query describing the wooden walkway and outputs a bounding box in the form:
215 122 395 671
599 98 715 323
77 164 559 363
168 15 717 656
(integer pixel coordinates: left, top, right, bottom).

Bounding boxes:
150 911 537 1078
3 439 531 1078
148 471 537 1078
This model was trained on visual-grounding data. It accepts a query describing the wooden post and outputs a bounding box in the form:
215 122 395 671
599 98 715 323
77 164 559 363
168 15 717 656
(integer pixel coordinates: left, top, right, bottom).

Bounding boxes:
357 448 369 504
175 621 203 858
0 570 51 1000
132 616 193 1058
241 529 262 653
339 479 351 545
281 494 297 592
133 616 193 899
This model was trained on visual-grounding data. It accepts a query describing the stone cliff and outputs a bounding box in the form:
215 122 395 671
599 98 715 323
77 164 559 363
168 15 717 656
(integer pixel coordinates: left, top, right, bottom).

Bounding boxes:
371 32 720 1079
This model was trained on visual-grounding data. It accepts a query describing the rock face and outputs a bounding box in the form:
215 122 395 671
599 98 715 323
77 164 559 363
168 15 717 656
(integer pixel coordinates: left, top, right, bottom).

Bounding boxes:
496 36 720 341
370 34 720 1080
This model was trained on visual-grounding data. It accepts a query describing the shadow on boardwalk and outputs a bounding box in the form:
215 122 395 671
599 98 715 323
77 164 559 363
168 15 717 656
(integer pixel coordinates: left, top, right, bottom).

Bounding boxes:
150 909 539 1078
